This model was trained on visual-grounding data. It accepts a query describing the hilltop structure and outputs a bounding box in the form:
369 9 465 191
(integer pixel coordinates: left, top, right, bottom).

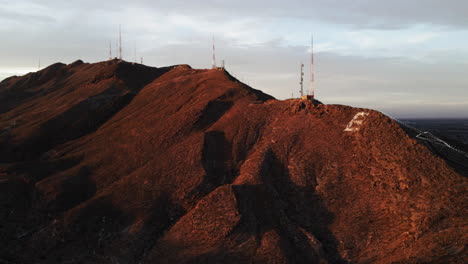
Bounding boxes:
211 36 225 70
212 36 217 69
302 35 314 100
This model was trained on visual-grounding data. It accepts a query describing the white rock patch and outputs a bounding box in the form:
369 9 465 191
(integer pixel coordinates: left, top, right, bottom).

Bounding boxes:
344 112 369 132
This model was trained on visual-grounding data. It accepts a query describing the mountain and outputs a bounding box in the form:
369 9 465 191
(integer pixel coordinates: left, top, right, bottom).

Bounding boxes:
0 60 466 264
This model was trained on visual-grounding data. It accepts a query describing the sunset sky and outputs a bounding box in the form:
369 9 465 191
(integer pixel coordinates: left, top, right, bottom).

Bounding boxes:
1 0 467 118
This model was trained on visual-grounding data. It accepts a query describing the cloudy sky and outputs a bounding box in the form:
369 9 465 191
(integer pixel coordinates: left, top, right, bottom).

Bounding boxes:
1 0 467 118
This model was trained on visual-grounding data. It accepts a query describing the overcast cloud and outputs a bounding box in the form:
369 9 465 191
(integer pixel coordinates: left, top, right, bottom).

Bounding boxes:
0 0 467 118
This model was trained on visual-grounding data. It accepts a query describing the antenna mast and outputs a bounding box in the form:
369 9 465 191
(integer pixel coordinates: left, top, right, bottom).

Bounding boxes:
212 36 217 69
119 25 122 60
109 41 112 59
310 34 314 99
300 63 304 97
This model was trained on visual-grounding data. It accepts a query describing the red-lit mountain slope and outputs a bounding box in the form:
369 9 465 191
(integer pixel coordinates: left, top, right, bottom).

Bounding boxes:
0 60 466 264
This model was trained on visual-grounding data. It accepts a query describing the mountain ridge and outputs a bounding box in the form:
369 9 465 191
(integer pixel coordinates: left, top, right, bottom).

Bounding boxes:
0 60 466 263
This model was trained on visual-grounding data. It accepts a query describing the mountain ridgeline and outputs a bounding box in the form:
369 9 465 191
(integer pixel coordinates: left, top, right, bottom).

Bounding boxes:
0 60 466 263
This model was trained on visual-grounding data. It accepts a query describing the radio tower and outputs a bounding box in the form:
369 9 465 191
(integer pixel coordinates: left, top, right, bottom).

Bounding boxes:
300 63 304 97
109 41 112 59
119 25 122 60
134 41 137 63
211 36 217 69
310 34 315 99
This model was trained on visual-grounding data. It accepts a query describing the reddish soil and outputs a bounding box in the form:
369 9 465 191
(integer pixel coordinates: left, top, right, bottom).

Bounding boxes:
0 60 466 263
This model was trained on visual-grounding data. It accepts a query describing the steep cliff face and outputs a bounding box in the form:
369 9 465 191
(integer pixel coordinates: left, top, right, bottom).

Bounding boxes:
0 60 466 264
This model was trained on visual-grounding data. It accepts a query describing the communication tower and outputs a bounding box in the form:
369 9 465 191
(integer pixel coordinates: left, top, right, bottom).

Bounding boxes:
109 41 112 59
134 41 137 63
301 34 315 100
310 34 314 99
212 36 217 69
119 25 122 59
300 63 304 97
